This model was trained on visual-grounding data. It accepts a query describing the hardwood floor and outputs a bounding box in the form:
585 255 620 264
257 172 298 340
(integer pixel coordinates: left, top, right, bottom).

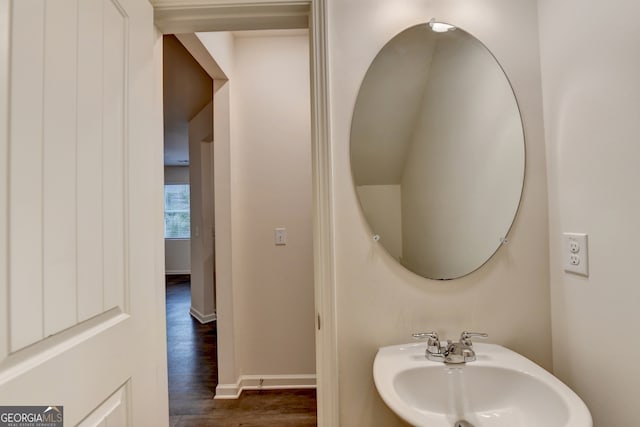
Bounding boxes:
165 276 317 427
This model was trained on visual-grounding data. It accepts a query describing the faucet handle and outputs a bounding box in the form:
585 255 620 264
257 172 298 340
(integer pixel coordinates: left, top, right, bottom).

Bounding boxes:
460 331 488 346
412 332 441 353
412 332 439 341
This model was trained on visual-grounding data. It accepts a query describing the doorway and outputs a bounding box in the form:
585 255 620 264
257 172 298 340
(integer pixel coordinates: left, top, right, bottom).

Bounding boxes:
163 28 318 424
155 3 338 425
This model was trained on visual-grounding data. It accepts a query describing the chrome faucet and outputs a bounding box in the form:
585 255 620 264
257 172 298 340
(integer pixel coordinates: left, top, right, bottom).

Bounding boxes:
412 331 488 364
411 332 446 362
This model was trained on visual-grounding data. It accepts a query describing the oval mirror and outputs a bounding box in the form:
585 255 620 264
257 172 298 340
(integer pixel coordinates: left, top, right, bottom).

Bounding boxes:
350 22 525 280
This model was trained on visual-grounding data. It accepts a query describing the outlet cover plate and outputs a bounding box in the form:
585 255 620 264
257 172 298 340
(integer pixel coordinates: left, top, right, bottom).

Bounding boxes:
563 233 588 276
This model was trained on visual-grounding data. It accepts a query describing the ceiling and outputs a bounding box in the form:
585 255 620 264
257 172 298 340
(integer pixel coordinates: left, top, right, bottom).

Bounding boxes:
163 35 213 166
350 26 437 186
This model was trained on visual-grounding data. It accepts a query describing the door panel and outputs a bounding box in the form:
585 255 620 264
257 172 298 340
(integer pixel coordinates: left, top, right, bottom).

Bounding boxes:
10 0 128 344
8 0 45 351
43 0 79 337
78 383 129 427
102 0 127 314
77 0 106 323
0 0 168 424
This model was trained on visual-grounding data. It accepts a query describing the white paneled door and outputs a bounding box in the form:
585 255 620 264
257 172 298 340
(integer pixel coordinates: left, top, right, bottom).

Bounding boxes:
0 0 168 425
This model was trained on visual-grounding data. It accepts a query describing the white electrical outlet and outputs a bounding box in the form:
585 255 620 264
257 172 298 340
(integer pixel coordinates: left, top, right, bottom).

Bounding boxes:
563 233 588 276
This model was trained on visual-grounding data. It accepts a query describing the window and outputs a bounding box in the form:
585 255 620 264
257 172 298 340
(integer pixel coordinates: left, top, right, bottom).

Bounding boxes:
164 184 191 239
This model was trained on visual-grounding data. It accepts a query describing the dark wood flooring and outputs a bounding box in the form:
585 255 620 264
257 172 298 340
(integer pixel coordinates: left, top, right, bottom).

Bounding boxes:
165 275 317 427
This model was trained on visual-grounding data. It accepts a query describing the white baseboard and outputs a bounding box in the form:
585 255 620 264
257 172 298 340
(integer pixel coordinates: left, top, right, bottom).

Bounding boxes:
189 306 216 324
215 374 316 399
165 270 191 275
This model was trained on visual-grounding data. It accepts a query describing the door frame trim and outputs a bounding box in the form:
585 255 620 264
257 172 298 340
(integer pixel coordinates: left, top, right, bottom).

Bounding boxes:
0 0 10 363
152 1 338 426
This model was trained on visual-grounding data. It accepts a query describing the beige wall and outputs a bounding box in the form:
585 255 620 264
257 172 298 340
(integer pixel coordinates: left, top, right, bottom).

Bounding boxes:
164 239 190 274
327 0 551 425
230 32 315 377
164 166 191 274
213 82 236 386
197 30 238 385
355 185 403 261
538 0 640 425
164 165 189 185
201 31 315 390
196 31 234 79
189 102 215 322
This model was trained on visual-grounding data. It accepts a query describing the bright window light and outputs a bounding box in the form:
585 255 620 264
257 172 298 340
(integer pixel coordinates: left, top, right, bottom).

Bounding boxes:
164 184 191 239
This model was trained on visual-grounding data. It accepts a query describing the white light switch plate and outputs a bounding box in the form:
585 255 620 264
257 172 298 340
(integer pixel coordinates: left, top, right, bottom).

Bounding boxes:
563 233 588 276
274 227 287 245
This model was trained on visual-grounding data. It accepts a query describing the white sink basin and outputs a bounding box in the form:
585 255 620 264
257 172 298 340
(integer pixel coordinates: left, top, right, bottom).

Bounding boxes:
374 342 591 427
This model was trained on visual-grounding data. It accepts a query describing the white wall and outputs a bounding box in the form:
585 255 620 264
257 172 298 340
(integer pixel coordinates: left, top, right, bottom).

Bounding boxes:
327 0 550 425
538 1 640 426
164 166 191 274
229 32 315 380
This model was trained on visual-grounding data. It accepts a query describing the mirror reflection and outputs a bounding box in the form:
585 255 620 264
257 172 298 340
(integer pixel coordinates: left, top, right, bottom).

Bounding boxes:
350 23 525 280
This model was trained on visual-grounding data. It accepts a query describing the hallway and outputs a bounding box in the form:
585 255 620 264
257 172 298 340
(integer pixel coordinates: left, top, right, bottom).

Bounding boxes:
165 276 317 426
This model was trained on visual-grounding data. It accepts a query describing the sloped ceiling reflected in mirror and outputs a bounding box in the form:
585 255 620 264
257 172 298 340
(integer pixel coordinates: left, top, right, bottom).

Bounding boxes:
351 30 436 186
350 23 525 280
